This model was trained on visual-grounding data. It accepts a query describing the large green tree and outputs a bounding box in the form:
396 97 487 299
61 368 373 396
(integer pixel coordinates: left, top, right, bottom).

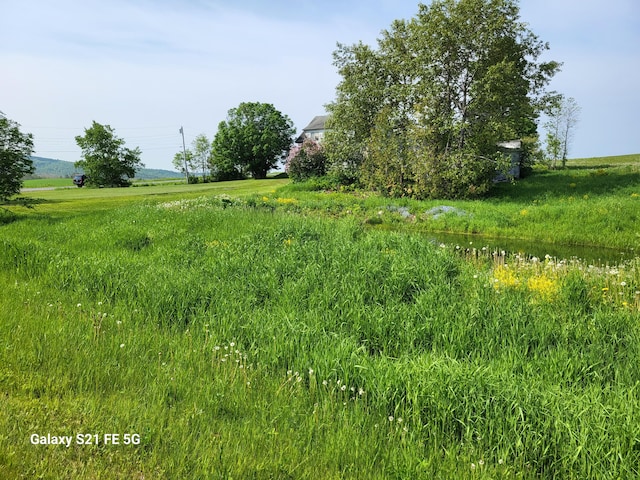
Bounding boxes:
0 112 34 201
211 102 294 179
327 0 560 198
75 121 143 187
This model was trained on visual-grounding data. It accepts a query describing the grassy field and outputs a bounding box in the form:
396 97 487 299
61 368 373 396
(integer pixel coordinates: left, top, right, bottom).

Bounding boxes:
22 177 185 189
1 158 640 478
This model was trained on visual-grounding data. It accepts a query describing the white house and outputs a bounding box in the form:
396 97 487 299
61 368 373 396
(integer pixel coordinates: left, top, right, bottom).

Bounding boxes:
295 115 330 144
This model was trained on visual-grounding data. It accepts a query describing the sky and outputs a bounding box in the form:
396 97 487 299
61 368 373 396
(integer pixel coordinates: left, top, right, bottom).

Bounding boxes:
1 0 639 172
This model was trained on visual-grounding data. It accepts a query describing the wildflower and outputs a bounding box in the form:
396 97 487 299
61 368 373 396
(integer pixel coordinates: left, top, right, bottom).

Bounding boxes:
620 281 627 287
341 385 347 391
308 368 314 375
322 380 328 386
602 287 609 292
498 459 504 465
479 459 484 466
229 342 235 347
120 344 125 348
471 463 476 470
358 388 365 396
77 303 82 308
116 321 122 325
388 416 394 422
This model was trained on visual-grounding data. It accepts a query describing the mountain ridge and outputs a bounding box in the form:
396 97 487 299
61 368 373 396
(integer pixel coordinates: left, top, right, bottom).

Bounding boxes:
27 156 179 180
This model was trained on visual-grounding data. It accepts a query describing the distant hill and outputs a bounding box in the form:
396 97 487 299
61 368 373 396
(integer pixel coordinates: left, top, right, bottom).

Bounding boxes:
27 156 180 180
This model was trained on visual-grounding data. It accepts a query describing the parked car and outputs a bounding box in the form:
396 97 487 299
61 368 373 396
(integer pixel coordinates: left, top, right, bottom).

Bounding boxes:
73 174 87 187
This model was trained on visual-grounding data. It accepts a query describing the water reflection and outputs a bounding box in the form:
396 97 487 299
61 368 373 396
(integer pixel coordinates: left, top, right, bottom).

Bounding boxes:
423 231 636 265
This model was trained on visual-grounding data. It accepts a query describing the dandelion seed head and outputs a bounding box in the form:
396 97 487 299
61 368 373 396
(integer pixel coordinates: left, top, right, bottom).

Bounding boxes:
120 344 125 348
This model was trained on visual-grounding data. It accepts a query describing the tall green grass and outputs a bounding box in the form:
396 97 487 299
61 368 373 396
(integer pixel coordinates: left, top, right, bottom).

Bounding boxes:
1 193 639 478
276 158 640 251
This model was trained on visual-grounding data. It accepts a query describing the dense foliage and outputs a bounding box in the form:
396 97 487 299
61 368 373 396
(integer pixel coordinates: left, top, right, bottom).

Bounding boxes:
75 121 143 187
211 102 295 179
285 138 327 182
326 0 560 199
0 112 34 201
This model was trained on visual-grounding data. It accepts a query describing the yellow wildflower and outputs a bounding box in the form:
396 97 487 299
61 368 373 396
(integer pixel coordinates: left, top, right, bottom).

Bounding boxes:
527 274 559 301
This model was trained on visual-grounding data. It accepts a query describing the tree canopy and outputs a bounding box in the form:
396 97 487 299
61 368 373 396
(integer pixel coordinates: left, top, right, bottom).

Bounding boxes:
0 112 34 201
211 102 295 179
326 0 561 198
75 121 143 187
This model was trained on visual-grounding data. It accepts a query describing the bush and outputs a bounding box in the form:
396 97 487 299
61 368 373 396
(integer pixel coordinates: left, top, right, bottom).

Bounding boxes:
285 139 327 182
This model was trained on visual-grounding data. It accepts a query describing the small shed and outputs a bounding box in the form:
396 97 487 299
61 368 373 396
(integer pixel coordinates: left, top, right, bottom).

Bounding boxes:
495 140 522 181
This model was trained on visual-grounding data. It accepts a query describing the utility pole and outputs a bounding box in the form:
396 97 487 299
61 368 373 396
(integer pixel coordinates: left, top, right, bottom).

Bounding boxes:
179 126 189 183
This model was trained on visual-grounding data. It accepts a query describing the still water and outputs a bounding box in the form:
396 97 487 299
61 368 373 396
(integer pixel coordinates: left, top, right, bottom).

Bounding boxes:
423 231 636 265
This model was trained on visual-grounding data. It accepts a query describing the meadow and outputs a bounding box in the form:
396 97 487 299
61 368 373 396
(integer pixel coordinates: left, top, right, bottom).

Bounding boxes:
1 157 639 478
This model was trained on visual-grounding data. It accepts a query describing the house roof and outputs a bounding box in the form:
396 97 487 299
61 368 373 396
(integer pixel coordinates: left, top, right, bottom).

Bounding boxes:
497 140 522 150
302 115 330 132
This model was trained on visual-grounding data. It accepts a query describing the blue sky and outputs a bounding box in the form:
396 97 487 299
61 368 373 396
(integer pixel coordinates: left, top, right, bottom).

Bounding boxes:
1 0 638 171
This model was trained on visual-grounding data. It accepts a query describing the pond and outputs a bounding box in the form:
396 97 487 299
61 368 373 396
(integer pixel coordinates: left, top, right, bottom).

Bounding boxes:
422 230 637 265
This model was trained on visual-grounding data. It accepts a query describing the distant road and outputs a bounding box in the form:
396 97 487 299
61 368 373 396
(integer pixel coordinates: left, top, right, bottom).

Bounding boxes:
21 186 74 192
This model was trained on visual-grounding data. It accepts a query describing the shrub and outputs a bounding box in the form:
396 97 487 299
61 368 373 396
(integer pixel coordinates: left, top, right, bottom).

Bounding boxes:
285 138 327 182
